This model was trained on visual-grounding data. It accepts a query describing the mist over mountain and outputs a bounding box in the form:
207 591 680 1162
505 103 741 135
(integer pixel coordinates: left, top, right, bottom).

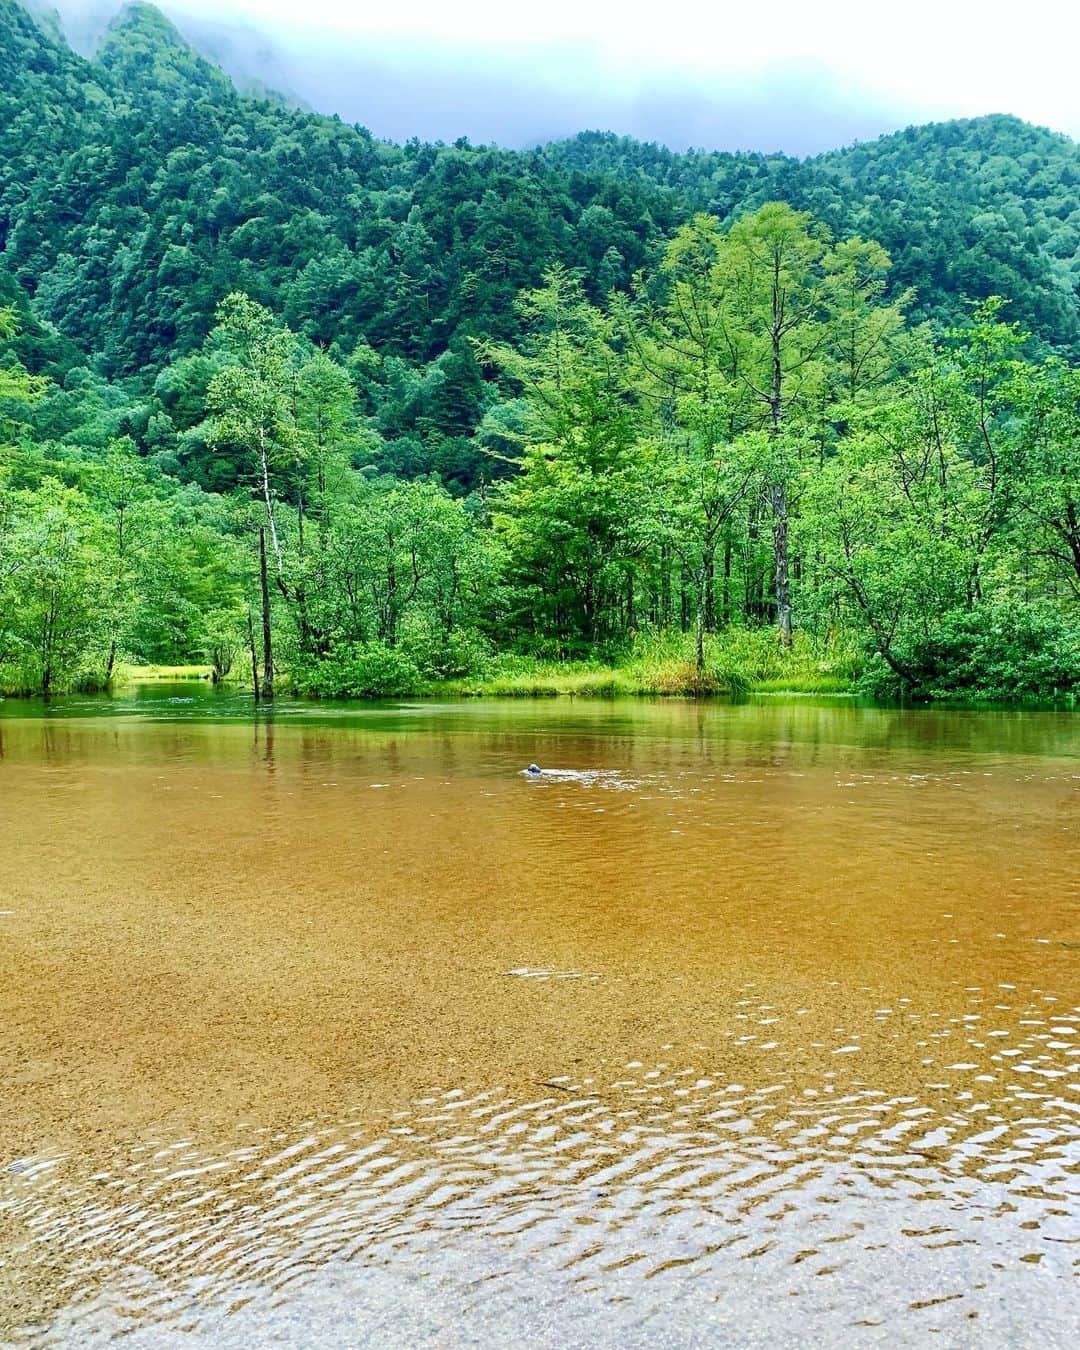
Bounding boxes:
30 0 1036 156
26 0 310 104
5 0 1079 384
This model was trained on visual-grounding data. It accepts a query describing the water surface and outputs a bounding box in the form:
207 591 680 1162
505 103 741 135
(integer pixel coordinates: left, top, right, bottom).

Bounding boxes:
0 690 1077 1345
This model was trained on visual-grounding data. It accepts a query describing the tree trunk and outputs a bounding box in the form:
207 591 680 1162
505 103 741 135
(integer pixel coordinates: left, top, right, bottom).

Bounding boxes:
769 266 793 647
259 432 284 576
704 548 715 632
247 607 260 702
722 531 732 626
745 499 766 623
259 526 274 701
771 481 792 645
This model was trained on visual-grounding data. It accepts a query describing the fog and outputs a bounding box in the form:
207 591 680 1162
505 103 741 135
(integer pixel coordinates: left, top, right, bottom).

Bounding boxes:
39 1 1080 154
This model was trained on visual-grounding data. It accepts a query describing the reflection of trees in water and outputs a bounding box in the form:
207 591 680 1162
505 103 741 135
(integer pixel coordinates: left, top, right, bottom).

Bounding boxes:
253 715 275 769
2 695 1078 787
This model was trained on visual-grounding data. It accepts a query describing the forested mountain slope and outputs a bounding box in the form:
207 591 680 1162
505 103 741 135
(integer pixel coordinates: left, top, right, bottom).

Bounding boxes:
1 2 680 376
4 0 1080 403
545 119 1080 343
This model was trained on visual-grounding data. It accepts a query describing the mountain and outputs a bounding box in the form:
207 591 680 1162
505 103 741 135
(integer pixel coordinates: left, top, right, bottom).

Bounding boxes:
2 0 1079 466
542 119 1080 340
27 0 308 107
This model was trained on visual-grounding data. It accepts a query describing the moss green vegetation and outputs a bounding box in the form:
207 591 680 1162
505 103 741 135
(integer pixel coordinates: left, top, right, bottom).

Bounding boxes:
1 2 1080 705
437 631 861 699
113 664 215 683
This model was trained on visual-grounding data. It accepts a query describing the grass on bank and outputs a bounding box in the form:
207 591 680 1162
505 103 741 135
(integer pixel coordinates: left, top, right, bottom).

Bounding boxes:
3 630 861 701
0 663 218 696
112 663 216 683
239 629 861 699
438 629 863 699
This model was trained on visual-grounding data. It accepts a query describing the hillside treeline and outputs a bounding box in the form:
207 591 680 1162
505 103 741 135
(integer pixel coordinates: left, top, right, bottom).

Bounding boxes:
3 201 1078 701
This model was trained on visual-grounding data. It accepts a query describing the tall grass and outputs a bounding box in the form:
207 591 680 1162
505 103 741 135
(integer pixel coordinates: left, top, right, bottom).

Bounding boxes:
112 663 215 683
7 638 859 701
440 628 863 699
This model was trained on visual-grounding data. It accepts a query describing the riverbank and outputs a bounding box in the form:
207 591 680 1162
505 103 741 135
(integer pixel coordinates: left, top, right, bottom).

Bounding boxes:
3 656 1075 706
34 634 850 702
1 666 849 701
281 631 863 701
8 622 1075 706
116 663 217 682
436 663 852 699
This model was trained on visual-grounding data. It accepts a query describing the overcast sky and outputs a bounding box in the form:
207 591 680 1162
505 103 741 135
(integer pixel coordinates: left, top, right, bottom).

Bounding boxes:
50 0 1080 155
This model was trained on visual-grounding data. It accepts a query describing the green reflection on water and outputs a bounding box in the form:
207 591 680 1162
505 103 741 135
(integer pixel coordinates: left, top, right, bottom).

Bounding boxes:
1 682 1077 762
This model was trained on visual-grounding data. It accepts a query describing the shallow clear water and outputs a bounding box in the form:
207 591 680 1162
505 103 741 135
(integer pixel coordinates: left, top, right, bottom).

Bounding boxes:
0 688 1077 1345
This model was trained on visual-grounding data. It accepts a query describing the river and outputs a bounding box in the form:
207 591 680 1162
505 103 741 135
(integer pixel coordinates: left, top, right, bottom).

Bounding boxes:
0 688 1077 1346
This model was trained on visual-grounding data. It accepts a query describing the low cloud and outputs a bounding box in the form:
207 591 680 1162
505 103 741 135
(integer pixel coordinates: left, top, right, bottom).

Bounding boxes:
40 0 1074 154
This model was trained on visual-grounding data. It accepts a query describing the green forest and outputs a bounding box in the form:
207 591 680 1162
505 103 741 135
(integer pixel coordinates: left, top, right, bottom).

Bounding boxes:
2 0 1080 701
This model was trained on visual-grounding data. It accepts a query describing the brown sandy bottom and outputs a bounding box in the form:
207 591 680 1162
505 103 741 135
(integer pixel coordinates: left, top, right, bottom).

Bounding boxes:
0 698 1077 1345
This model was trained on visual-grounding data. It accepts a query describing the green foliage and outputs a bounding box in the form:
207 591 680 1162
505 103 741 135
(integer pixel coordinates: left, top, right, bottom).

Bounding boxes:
0 476 110 693
544 119 1080 354
293 641 422 699
484 266 648 652
399 619 492 682
861 605 1080 702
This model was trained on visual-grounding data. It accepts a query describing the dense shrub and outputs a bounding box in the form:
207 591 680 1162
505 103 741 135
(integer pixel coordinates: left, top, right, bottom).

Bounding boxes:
399 621 492 681
293 642 423 698
861 605 1080 701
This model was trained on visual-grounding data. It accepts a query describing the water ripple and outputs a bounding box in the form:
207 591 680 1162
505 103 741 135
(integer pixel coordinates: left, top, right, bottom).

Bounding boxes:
4 1029 1078 1347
